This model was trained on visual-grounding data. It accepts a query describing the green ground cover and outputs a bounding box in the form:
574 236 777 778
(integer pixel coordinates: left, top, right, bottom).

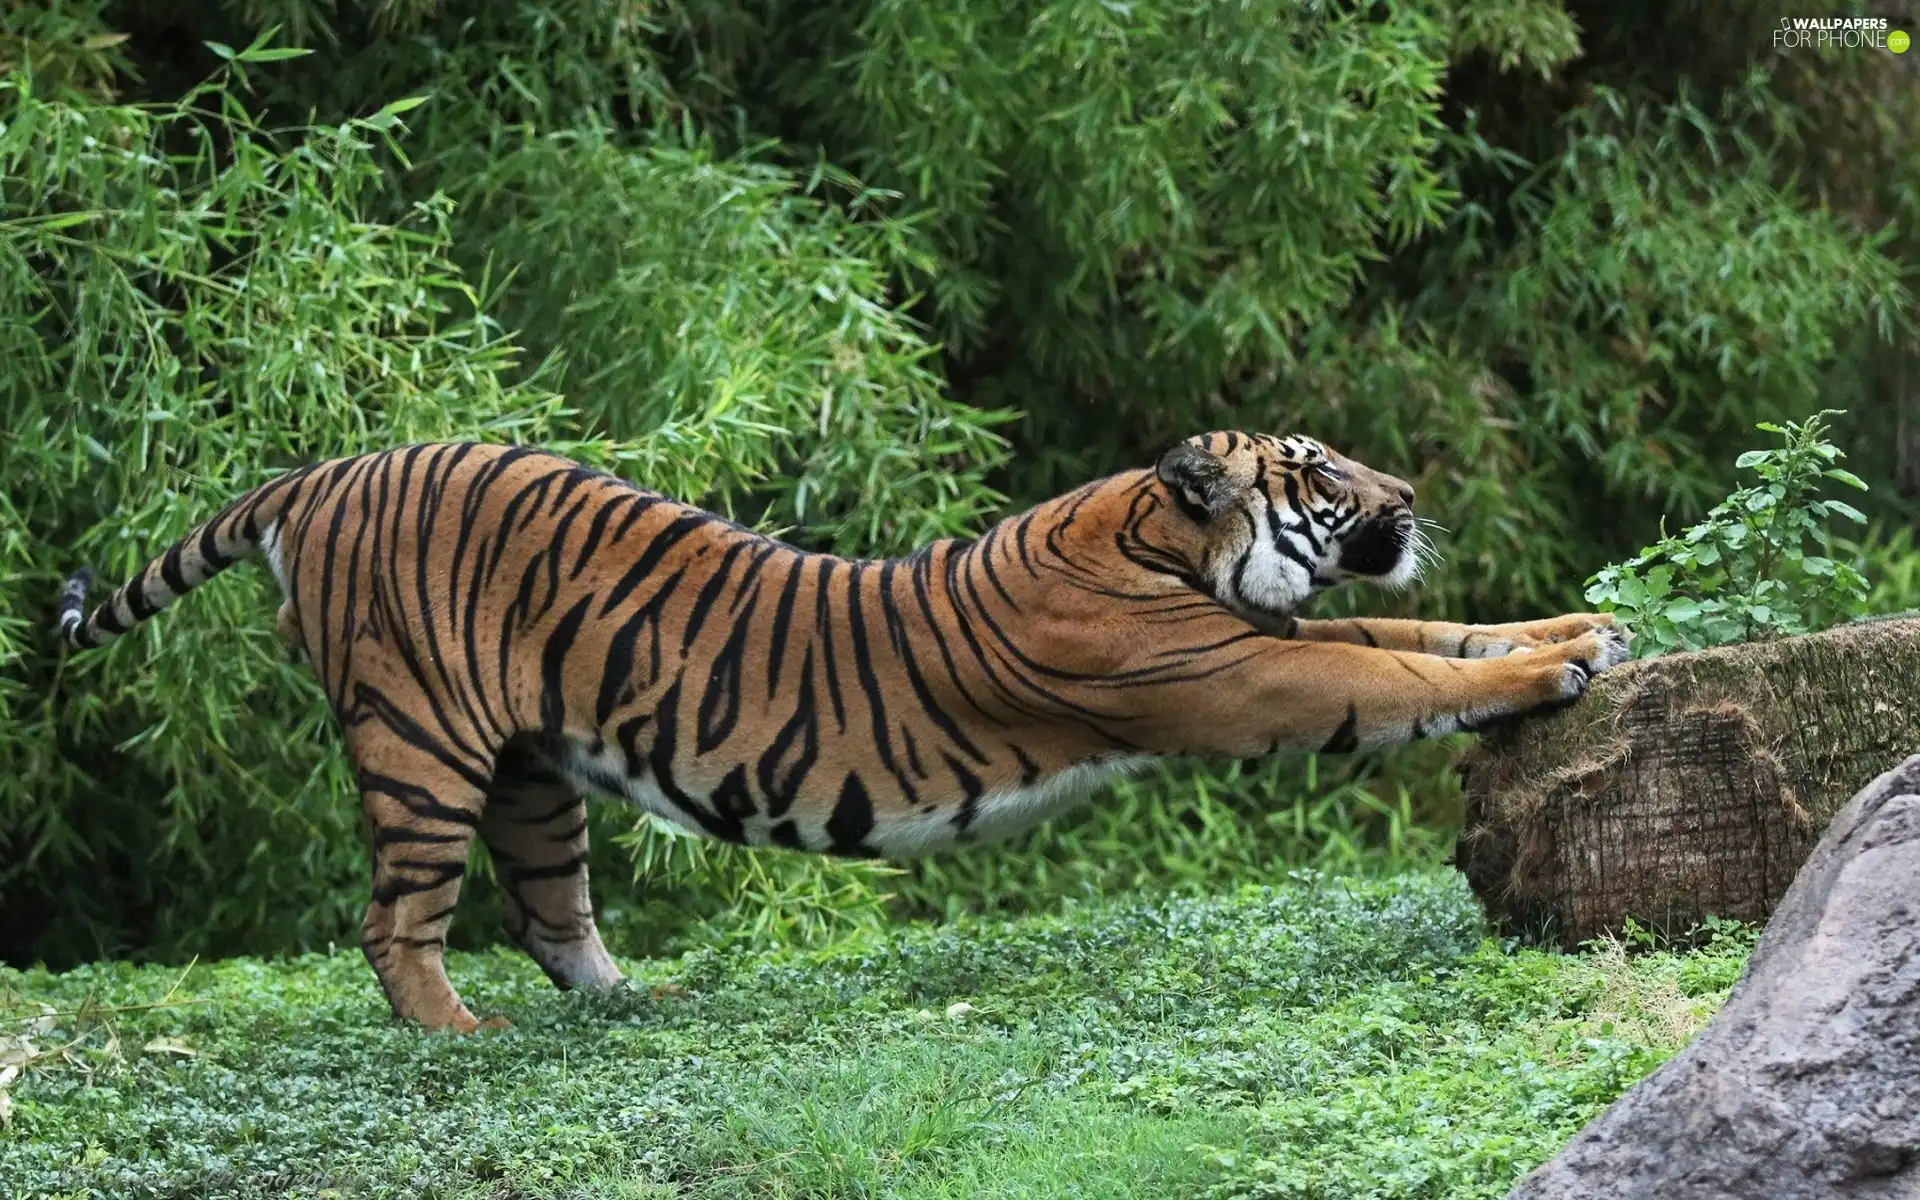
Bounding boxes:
1 870 1753 1200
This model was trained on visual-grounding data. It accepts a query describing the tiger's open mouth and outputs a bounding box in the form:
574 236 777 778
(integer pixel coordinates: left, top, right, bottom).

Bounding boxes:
1337 515 1414 580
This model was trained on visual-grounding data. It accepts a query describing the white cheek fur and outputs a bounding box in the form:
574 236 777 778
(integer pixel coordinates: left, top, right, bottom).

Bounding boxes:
1209 523 1319 615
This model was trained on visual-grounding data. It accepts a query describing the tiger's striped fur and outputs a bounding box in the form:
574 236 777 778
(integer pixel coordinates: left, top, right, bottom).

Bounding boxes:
56 432 1628 1031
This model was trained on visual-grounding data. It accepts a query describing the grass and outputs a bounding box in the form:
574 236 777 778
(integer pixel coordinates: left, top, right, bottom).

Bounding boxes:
0 870 1755 1199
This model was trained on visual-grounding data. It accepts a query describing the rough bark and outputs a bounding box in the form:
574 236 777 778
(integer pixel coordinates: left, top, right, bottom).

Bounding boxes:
1454 616 1920 948
1504 753 1920 1199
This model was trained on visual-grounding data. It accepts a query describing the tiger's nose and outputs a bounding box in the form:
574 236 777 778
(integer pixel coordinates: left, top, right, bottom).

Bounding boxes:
1393 480 1416 508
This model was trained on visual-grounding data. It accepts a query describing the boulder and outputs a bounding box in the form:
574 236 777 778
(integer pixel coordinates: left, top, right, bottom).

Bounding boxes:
1505 753 1920 1199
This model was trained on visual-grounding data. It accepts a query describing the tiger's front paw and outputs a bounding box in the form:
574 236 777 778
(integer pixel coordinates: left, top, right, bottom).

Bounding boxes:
1537 625 1633 703
1507 611 1622 651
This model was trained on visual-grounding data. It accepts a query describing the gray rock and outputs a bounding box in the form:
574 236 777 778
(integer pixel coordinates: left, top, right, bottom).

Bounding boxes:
1507 753 1920 1200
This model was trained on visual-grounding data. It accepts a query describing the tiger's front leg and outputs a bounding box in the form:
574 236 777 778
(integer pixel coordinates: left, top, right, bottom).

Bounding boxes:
1143 624 1632 758
1288 612 1623 660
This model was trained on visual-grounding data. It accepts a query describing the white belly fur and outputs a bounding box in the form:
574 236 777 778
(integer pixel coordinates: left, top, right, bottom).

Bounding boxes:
551 737 1154 858
867 755 1154 856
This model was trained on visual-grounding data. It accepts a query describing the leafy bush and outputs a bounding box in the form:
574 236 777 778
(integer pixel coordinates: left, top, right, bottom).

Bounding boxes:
0 25 1001 966
2 1 1917 966
1584 410 1873 656
0 42 606 967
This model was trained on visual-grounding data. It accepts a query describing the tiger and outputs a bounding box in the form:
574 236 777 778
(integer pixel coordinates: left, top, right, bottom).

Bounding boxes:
55 431 1629 1032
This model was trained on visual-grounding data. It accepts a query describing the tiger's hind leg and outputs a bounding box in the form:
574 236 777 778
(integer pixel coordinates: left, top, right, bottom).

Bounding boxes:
479 739 623 994
350 727 504 1034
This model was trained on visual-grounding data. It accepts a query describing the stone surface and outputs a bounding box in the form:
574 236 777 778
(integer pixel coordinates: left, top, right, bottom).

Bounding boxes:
1506 753 1920 1199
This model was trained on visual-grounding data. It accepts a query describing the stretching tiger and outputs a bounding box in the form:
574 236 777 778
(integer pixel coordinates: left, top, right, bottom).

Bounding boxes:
56 432 1628 1032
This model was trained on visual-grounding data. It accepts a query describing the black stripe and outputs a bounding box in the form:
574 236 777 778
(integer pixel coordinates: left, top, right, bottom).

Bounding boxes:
332 455 383 716
1319 703 1360 754
1012 744 1041 785
370 859 467 906
159 543 190 594
646 682 744 841
608 493 656 546
681 538 752 652
881 555 990 764
613 713 652 778
595 567 688 724
757 646 820 819
768 820 803 849
125 574 161 621
766 554 806 698
457 501 511 742
976 523 1024 613
545 466 597 518
351 682 493 791
942 543 1055 724
313 460 366 690
196 519 233 572
572 492 631 579
505 855 590 884
845 562 917 803
600 511 709 617
710 765 757 827
825 772 878 857
696 615 751 754
373 826 474 849
907 546 1002 732
1012 510 1040 580
402 448 490 749
359 770 483 826
510 553 546 632
944 751 985 834
95 601 130 635
534 491 595 623
901 725 925 780
361 451 489 769
814 558 847 733
729 542 780 614
539 594 595 734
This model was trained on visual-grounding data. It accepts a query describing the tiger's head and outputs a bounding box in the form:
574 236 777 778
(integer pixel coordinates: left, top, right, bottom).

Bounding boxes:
1151 430 1429 626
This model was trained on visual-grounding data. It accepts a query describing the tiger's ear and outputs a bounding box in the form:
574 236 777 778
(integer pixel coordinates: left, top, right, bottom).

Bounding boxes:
1156 442 1240 520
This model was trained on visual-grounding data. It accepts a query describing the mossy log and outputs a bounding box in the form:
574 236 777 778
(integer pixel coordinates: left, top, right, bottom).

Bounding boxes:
1454 616 1920 948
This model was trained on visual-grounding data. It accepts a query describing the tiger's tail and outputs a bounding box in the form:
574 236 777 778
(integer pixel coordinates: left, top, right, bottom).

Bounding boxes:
55 469 309 651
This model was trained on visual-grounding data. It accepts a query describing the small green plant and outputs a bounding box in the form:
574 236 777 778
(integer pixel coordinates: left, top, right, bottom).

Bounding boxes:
1584 410 1871 658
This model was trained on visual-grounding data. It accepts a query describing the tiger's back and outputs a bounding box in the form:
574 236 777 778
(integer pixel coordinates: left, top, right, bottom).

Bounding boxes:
58 433 1629 1030
265 444 1135 846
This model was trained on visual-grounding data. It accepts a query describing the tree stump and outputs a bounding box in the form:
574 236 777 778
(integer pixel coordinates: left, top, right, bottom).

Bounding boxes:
1454 616 1920 949
1504 753 1920 1199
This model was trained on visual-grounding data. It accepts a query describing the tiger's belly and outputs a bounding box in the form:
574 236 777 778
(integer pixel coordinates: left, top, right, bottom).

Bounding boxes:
548 738 1151 858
